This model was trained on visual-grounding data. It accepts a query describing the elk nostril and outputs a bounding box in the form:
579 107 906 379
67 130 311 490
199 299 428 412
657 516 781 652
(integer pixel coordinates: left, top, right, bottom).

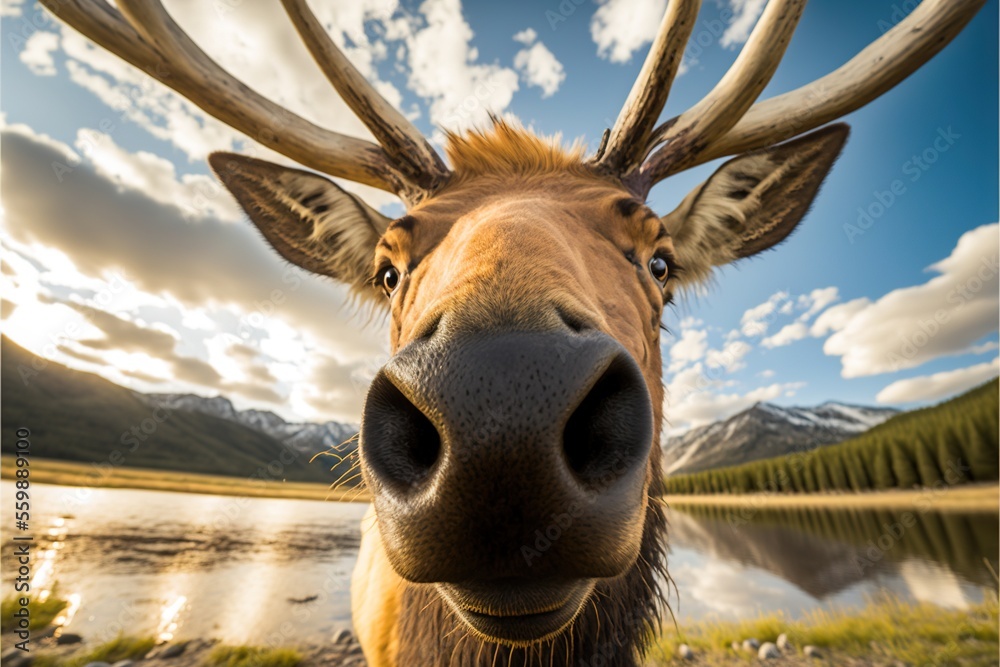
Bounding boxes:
562 354 652 488
362 373 441 492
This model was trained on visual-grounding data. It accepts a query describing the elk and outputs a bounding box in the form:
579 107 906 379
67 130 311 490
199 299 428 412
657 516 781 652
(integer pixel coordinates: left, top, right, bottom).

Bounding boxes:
41 1 985 665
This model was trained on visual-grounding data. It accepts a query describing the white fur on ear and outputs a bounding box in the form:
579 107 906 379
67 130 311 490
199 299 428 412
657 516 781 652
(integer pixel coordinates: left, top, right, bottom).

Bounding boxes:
662 124 849 286
209 153 391 301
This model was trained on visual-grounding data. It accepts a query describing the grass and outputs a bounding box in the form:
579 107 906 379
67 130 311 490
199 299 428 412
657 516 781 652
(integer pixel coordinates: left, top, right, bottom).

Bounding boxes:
33 635 156 667
208 645 303 667
1 591 68 631
650 594 998 666
0 456 370 503
661 483 999 512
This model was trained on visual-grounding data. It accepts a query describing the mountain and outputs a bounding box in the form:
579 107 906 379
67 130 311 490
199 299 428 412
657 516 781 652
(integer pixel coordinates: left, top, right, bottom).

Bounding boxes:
137 393 358 460
663 401 898 475
0 337 352 483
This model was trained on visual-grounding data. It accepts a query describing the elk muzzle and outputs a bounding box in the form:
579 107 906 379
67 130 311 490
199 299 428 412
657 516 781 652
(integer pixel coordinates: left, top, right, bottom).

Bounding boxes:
360 324 653 643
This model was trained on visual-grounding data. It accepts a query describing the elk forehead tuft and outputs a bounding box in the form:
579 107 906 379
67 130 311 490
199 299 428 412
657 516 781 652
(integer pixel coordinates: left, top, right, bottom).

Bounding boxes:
444 120 589 179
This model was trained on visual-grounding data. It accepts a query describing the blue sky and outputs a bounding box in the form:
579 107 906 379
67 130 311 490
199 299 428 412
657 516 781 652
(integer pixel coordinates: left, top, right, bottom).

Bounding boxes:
1 0 996 431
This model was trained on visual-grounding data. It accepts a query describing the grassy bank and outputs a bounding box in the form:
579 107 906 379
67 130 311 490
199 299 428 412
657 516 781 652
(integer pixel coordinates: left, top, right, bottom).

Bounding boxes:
649 595 999 666
0 456 370 503
663 483 999 512
4 456 995 509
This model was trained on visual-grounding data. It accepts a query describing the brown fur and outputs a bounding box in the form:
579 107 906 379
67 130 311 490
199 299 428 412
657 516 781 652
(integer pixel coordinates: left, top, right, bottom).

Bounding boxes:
212 120 847 667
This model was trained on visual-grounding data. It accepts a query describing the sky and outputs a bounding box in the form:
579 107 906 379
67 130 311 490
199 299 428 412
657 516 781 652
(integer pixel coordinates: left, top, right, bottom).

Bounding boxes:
0 0 997 433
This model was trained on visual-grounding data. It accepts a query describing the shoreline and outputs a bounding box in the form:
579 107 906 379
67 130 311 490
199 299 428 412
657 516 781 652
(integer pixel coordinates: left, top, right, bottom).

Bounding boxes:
0 455 371 503
2 456 996 511
663 483 999 512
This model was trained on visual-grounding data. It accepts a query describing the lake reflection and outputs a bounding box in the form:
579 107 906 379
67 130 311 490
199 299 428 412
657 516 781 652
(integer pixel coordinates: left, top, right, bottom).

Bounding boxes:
666 503 998 622
1 481 995 645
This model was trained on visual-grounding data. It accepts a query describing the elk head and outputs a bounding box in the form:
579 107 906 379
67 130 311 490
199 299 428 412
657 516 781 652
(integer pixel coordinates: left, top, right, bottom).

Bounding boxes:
42 0 986 660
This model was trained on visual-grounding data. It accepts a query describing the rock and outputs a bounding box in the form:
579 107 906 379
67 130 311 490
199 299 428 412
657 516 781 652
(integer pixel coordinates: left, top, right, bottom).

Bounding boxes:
56 633 83 645
2 651 32 667
82 663 111 667
804 645 823 658
758 642 781 659
156 642 188 659
776 633 792 651
742 638 759 651
731 641 741 651
332 628 353 645
677 644 694 660
112 661 135 667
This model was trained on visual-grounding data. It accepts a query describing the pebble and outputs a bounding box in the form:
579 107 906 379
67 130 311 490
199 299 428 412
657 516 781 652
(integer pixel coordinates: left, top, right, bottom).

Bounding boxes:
677 644 694 660
56 633 83 645
332 628 353 645
156 642 188 659
112 661 135 667
758 642 781 660
82 663 112 667
776 633 792 651
742 638 760 651
804 645 823 658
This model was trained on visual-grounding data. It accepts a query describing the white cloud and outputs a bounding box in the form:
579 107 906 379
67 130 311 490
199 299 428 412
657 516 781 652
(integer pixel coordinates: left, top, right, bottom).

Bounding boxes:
665 361 804 432
590 0 668 64
513 32 566 98
669 328 709 372
1 0 23 17
705 340 751 373
820 224 999 378
740 290 789 337
797 286 839 321
20 31 59 76
403 0 519 132
74 129 242 223
513 28 537 45
721 0 767 48
761 322 808 349
1 122 386 423
758 369 775 379
876 358 999 405
810 297 870 338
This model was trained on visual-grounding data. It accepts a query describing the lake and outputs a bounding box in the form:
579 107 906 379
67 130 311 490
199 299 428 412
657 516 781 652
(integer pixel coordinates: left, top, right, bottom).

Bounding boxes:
1 481 996 647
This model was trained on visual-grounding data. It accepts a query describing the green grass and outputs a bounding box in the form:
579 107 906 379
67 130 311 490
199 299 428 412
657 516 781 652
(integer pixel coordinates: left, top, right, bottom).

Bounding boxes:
33 635 156 667
1 591 68 631
650 594 998 666
208 645 303 667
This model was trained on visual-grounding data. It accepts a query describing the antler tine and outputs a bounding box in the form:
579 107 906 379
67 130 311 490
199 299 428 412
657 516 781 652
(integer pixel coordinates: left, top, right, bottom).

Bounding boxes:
40 0 418 199
639 0 806 187
281 0 450 191
642 0 987 186
594 0 702 175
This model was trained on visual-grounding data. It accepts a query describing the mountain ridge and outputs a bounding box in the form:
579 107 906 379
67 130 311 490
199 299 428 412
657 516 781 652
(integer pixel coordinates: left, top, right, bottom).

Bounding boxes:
663 400 898 475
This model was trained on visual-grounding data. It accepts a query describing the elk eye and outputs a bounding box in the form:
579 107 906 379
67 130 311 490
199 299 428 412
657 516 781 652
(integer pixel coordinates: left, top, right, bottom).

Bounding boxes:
382 266 400 295
649 256 669 283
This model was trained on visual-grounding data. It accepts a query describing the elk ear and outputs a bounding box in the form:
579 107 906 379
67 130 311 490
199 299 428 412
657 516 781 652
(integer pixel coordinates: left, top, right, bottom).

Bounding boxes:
662 124 848 286
209 152 390 300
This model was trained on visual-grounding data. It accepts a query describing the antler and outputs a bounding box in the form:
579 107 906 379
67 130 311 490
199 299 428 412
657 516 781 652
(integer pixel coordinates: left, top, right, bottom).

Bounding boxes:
606 0 986 196
279 0 449 191
39 0 448 203
593 0 702 175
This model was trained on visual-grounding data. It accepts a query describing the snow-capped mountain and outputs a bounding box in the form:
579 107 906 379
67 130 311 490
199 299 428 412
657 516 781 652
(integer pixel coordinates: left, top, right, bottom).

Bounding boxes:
138 393 358 458
662 401 898 476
